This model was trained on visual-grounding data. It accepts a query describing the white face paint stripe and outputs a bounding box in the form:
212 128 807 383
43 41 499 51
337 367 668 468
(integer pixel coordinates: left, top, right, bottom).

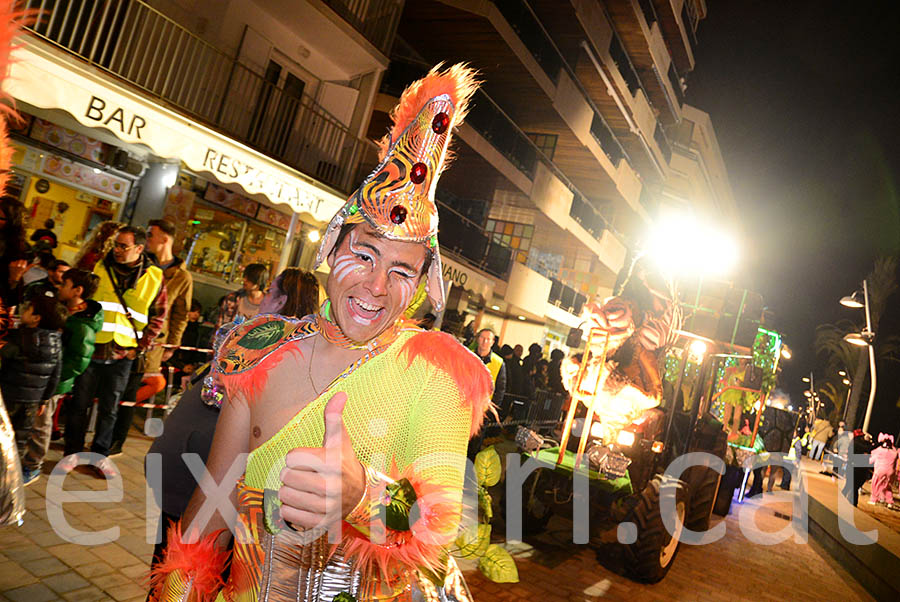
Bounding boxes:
348 230 374 267
332 230 369 284
395 276 416 309
332 255 363 283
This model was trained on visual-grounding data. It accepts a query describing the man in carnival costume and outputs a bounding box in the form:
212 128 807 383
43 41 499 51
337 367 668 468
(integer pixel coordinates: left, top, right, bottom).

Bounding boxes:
149 64 493 602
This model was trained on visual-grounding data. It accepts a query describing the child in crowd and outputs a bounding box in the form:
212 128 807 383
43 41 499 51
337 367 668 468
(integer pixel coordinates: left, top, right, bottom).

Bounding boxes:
20 270 102 485
0 294 66 475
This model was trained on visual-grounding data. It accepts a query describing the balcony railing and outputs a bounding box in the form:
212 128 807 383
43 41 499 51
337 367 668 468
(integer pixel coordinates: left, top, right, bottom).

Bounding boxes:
437 194 513 279
637 0 659 27
494 0 562 84
681 0 699 46
549 278 587 315
21 0 376 194
608 27 642 97
590 113 624 166
667 62 685 106
569 193 606 240
320 0 403 55
653 122 673 164
466 90 539 179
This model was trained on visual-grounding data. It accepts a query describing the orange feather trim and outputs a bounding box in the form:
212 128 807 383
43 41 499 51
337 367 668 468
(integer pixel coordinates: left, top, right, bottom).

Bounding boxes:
0 2 29 195
377 63 480 162
339 461 461 586
401 330 494 438
148 521 230 602
219 344 301 405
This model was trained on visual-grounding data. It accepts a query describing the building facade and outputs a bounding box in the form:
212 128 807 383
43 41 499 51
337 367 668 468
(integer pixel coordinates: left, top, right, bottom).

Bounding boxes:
3 0 403 309
368 0 736 351
2 0 734 349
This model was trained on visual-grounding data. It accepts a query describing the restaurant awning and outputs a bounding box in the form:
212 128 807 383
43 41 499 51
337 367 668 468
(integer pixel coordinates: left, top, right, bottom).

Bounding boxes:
4 38 345 223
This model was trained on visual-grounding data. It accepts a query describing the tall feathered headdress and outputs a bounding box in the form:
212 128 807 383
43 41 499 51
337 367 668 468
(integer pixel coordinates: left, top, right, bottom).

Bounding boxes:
0 0 22 196
315 63 480 312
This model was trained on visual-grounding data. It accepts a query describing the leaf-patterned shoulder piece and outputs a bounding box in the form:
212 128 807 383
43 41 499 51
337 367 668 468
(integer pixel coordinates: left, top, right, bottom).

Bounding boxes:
215 313 316 375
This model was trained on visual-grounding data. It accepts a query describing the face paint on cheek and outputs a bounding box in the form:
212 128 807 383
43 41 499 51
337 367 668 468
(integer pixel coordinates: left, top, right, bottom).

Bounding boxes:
331 232 368 284
331 254 364 283
396 277 416 309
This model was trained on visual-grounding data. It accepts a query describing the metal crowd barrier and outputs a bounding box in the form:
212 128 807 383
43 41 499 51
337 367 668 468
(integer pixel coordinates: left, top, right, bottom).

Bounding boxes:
482 389 568 436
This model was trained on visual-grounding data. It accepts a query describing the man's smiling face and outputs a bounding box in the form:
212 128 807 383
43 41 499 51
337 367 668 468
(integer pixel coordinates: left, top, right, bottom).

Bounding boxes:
325 224 426 343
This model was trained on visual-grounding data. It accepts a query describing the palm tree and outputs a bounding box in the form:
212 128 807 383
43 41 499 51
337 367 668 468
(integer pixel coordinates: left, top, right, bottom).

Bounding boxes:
814 320 862 379
817 381 850 424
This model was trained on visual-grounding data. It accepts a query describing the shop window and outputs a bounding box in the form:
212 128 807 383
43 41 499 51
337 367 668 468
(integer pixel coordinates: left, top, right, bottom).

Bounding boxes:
179 200 287 284
182 202 246 281
169 177 290 286
239 221 284 277
13 141 128 263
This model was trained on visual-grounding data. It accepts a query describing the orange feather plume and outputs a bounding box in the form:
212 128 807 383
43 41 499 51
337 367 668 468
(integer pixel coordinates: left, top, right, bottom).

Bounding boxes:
148 521 230 602
0 1 28 196
377 63 480 162
339 460 461 588
401 330 494 438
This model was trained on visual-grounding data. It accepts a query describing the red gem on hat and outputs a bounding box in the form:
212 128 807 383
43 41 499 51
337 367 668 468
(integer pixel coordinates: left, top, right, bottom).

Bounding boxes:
390 205 407 224
410 162 427 184
432 112 450 134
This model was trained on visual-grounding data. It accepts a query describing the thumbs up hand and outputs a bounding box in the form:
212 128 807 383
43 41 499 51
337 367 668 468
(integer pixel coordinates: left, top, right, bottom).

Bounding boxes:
279 392 365 531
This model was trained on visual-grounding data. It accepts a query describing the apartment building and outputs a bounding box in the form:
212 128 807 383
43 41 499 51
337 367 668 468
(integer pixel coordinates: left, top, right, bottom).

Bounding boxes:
369 0 734 350
2 0 402 308
1 0 732 346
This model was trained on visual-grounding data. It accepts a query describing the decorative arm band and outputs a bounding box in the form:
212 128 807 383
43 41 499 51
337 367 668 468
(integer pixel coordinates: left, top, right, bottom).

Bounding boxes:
341 463 462 581
149 521 230 602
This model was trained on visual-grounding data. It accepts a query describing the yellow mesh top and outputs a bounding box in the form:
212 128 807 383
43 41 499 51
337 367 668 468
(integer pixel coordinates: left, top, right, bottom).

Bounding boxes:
245 331 471 504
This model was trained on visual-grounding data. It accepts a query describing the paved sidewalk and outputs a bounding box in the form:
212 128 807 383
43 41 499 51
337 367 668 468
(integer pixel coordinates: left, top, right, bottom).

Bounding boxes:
0 435 156 602
0 431 876 601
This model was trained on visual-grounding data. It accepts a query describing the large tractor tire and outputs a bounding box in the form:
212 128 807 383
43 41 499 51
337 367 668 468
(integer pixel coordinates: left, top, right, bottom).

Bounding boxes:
623 475 689 583
685 467 720 531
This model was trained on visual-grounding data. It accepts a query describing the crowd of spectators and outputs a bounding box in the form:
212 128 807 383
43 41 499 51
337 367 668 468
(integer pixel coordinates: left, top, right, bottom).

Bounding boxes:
1 189 579 488
0 194 322 485
455 317 569 424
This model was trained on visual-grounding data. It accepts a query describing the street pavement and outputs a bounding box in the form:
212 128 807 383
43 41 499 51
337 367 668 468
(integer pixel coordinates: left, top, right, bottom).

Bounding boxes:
0 429 875 601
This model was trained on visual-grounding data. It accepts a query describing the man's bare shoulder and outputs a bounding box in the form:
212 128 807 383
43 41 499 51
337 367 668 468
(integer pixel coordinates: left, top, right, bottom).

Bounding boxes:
215 314 316 376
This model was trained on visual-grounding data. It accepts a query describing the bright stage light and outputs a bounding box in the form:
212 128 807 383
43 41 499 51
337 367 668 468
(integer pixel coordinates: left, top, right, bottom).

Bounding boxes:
689 339 707 358
645 211 738 277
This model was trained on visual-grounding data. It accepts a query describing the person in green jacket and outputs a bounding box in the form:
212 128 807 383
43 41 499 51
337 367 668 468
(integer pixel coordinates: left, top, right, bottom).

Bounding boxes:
21 269 103 485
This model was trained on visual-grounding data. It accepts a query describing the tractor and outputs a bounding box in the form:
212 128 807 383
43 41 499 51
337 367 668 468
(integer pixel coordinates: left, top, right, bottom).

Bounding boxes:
495 284 781 583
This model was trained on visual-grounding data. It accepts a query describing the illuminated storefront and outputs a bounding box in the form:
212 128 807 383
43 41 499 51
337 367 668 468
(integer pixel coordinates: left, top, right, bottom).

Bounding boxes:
3 37 346 299
4 111 136 263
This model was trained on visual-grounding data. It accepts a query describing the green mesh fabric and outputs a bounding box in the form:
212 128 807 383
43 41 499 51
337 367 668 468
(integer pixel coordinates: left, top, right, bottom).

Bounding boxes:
245 331 470 503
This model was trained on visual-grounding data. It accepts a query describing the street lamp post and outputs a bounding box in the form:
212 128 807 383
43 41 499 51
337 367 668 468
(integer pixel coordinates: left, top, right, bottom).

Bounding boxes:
840 377 852 423
841 279 877 434
802 373 815 420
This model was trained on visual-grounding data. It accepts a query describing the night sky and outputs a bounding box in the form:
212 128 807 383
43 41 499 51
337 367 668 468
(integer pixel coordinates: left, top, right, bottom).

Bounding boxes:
687 1 900 433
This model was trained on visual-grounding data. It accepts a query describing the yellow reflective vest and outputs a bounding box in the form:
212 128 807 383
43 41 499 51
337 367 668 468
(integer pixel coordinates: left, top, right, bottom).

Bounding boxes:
93 260 164 348
485 352 503 384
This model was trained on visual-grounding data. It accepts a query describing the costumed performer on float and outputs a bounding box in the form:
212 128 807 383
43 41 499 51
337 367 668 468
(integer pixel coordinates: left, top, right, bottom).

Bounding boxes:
149 64 492 601
560 258 680 443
